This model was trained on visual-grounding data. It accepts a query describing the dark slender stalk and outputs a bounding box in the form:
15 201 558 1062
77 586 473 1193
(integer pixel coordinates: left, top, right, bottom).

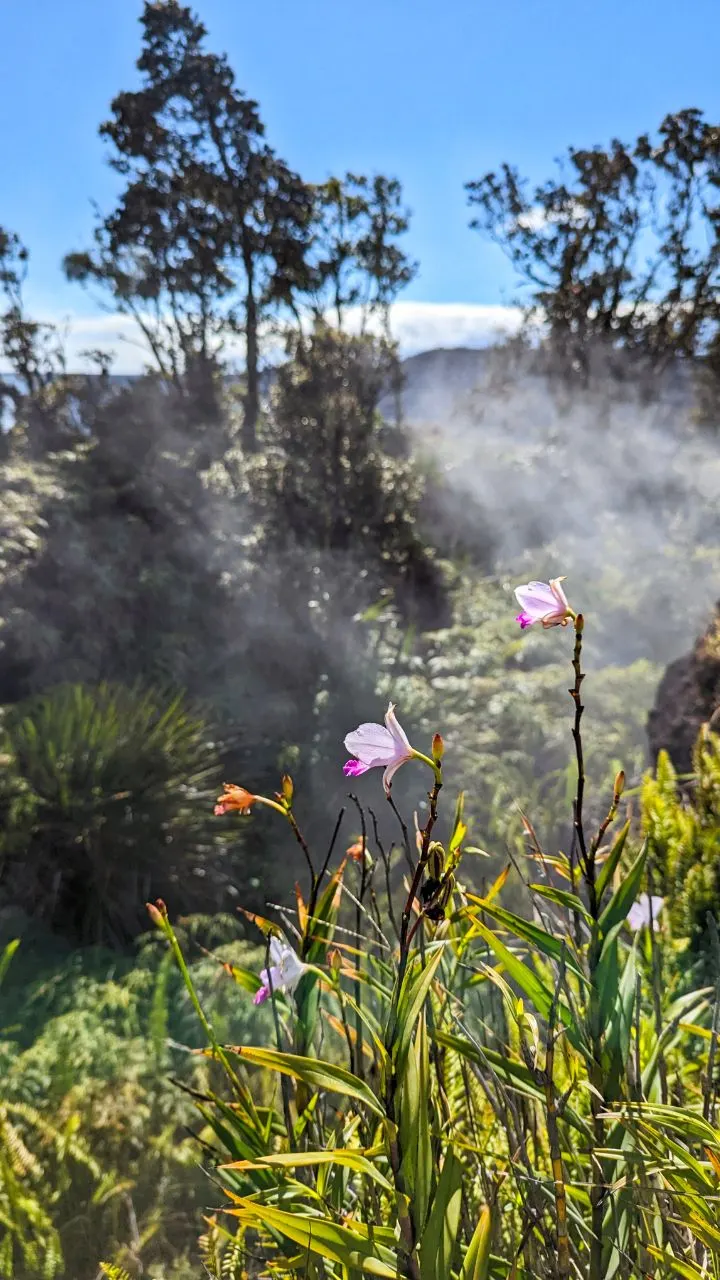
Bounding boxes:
387 792 415 875
370 807 400 941
568 616 589 878
349 794 368 1080
396 773 442 994
303 807 345 956
285 809 317 893
568 617 605 1280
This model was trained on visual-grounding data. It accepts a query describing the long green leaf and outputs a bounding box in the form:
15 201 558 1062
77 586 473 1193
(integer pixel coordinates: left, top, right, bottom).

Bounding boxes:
222 1148 393 1192
612 1102 720 1148
595 819 631 901
393 946 446 1067
225 1198 398 1276
598 841 647 937
432 1030 592 1140
645 1248 707 1279
528 884 592 925
230 1046 384 1117
399 1012 433 1234
473 901 587 984
419 1149 463 1280
0 939 19 988
459 1204 493 1280
471 920 584 1052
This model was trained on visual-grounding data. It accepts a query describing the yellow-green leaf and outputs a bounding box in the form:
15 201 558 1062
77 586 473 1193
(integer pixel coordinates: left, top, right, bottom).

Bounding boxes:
221 1148 393 1192
225 1198 397 1276
229 1046 384 1117
459 1204 493 1280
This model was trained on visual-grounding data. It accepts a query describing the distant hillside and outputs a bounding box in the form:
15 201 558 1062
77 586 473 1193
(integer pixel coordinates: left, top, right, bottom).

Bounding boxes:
380 346 492 426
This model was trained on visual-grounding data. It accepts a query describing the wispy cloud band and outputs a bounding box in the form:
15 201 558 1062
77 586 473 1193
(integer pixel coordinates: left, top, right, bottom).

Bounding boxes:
0 301 524 375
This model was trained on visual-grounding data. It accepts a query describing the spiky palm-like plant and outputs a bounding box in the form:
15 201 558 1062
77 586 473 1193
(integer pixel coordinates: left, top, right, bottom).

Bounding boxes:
0 682 237 945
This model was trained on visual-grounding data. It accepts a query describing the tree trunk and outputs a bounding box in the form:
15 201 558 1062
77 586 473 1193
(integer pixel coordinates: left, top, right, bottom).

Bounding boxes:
243 241 259 453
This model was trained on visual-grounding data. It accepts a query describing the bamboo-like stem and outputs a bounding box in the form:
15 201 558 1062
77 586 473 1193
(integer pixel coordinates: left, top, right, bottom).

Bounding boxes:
519 956 570 1279
647 863 669 1107
703 913 720 1124
544 965 571 1279
383 762 442 1280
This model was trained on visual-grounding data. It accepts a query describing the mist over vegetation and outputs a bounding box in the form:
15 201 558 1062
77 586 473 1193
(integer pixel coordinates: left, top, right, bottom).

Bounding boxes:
1 4 720 1277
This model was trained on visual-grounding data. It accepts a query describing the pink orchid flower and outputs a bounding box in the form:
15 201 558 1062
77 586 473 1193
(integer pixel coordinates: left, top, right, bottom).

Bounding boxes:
627 894 664 932
343 702 415 795
254 936 307 1006
514 577 572 630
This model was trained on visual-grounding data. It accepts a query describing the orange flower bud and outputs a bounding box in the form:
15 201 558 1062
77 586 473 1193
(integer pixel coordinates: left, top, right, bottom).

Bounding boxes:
146 899 168 927
432 733 444 761
346 838 366 863
214 784 256 816
614 770 626 798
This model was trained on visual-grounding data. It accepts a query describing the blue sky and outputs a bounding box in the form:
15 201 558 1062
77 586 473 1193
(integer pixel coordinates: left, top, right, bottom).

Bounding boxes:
2 0 719 362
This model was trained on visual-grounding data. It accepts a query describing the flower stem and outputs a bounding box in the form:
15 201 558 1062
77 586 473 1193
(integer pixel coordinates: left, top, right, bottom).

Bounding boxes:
568 618 607 1280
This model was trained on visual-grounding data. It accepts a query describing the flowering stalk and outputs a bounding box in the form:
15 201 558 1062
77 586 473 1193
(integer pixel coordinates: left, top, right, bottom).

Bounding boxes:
216 777 318 929
566 614 607 1280
380 747 445 1280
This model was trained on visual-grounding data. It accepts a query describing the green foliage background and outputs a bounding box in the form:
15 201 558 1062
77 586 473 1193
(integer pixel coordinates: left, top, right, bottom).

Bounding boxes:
0 2 720 1275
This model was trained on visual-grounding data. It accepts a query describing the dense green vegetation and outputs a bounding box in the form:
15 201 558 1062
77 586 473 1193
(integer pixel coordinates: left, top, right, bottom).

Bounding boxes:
137 654 720 1280
1 2 720 1275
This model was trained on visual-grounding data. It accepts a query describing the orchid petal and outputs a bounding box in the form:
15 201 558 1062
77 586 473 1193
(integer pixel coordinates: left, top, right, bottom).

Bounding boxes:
627 894 664 931
344 758 371 777
382 753 412 795
549 577 569 610
514 578 571 628
385 703 412 754
515 582 559 614
278 948 307 992
344 722 396 767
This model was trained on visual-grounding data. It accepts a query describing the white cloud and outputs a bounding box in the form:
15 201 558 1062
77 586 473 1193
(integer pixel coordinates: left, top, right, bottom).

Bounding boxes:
353 301 523 354
0 301 524 376
516 201 586 233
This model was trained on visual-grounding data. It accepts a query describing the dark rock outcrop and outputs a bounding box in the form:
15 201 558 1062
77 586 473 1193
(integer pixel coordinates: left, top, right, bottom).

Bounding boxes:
648 603 720 771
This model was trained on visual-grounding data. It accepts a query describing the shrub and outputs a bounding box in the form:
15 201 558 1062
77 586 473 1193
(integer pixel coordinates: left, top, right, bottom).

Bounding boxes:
0 919 272 1278
0 682 240 945
642 725 720 976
